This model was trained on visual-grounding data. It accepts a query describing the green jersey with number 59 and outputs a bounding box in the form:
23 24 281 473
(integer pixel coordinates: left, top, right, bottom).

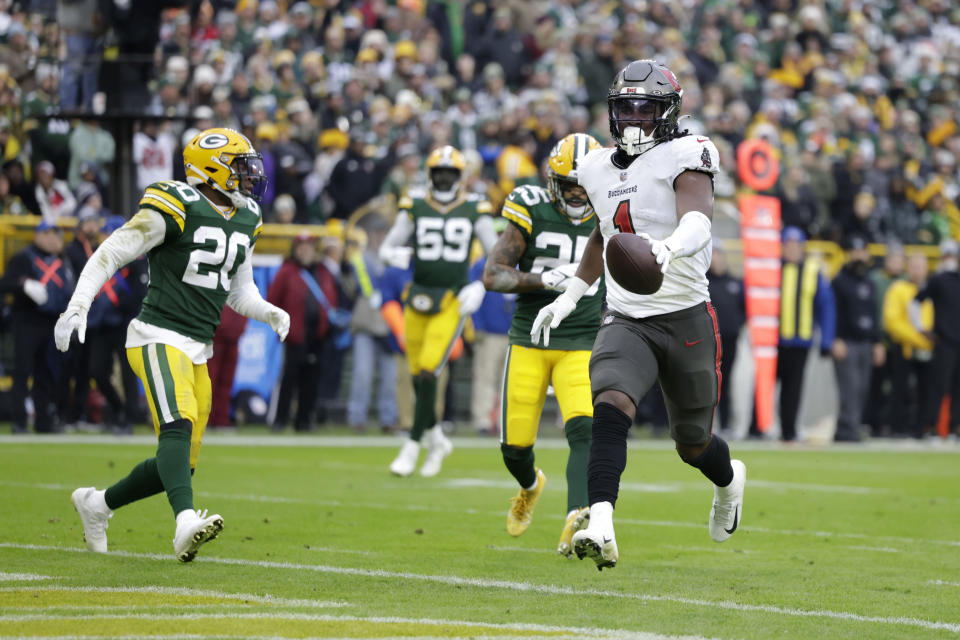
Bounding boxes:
400 189 493 291
501 184 603 351
137 180 262 344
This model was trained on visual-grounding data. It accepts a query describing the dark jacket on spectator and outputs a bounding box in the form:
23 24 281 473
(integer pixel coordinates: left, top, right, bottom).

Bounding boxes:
326 147 396 219
916 270 960 347
832 263 880 343
267 258 338 346
707 271 746 339
0 242 75 315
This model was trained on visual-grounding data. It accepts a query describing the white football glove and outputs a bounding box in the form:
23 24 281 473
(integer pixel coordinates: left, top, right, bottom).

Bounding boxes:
530 293 578 347
23 278 48 306
267 306 290 342
540 262 580 292
54 308 87 352
638 233 675 274
382 246 413 270
456 280 486 316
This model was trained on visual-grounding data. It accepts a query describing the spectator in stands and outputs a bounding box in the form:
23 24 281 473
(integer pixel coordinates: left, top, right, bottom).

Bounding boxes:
327 130 397 220
267 234 338 432
67 120 115 191
0 222 75 433
3 160 41 216
84 215 147 434
207 306 247 429
707 243 745 434
133 120 175 193
0 172 27 215
830 236 884 442
865 244 906 437
346 216 397 433
751 227 835 441
469 255 513 437
58 205 103 429
34 160 77 222
883 253 934 439
57 0 102 111
314 229 356 425
916 241 960 438
0 21 36 92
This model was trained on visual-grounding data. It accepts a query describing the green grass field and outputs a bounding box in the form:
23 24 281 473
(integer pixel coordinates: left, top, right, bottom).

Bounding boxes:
1 431 959 639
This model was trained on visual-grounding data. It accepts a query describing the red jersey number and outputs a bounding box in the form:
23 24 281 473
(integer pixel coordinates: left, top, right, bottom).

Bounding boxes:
613 199 635 234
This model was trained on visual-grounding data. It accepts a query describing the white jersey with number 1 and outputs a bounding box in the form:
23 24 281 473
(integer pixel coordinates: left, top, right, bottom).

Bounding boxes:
577 134 720 318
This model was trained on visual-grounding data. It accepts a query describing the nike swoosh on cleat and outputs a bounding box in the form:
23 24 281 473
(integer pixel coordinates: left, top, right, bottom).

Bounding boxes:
697 138 708 143
684 339 703 347
724 506 739 535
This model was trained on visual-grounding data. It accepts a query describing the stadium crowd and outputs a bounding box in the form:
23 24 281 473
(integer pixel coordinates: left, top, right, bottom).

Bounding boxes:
1 0 960 443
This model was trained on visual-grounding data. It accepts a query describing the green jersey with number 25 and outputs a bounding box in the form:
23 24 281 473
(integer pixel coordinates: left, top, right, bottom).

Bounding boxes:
400 189 493 291
501 184 603 351
137 180 262 344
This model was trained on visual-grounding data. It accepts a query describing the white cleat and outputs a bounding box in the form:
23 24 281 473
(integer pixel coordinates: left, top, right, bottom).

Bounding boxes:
71 487 113 553
709 459 746 542
572 528 618 571
420 426 453 477
389 439 420 477
173 509 224 563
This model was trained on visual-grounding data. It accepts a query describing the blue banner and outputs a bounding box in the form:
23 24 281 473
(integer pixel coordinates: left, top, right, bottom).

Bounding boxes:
231 263 284 401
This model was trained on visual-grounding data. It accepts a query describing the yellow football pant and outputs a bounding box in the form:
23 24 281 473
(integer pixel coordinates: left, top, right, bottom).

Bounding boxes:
404 292 464 376
500 345 593 447
127 344 211 469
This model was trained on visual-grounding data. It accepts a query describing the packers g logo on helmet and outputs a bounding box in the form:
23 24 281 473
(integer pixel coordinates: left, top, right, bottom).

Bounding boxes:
425 145 466 203
547 133 601 220
183 127 267 207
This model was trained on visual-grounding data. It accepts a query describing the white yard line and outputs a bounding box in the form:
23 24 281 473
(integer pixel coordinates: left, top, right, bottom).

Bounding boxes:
0 543 957 634
929 580 960 587
0 572 53 581
0 585 347 608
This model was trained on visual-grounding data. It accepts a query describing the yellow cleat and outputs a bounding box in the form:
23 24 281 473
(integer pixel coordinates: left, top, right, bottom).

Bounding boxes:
557 506 590 557
506 468 546 537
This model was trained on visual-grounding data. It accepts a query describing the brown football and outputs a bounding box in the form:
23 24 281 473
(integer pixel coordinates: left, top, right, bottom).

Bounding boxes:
605 233 664 295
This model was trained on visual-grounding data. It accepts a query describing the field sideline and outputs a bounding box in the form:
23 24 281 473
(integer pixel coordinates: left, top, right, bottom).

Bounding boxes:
1 432 959 639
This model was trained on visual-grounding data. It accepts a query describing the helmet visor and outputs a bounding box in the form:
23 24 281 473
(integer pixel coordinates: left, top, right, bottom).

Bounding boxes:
232 154 268 202
610 97 665 134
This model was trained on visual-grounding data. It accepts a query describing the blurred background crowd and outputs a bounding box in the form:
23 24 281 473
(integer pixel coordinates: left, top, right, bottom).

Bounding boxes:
1 0 960 443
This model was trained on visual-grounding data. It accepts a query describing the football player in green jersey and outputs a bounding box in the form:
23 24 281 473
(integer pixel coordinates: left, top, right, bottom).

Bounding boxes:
482 133 604 555
55 128 290 562
379 145 498 477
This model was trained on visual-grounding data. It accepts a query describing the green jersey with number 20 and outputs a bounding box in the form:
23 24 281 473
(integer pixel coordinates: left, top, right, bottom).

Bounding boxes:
501 184 602 351
137 180 262 344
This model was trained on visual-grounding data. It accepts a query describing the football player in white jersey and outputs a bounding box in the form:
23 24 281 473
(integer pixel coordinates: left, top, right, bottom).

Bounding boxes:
531 59 746 570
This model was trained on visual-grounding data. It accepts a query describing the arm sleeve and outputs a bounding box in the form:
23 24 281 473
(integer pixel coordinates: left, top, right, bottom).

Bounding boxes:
474 214 499 254
226 250 276 323
378 213 414 261
815 273 836 350
67 209 166 313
